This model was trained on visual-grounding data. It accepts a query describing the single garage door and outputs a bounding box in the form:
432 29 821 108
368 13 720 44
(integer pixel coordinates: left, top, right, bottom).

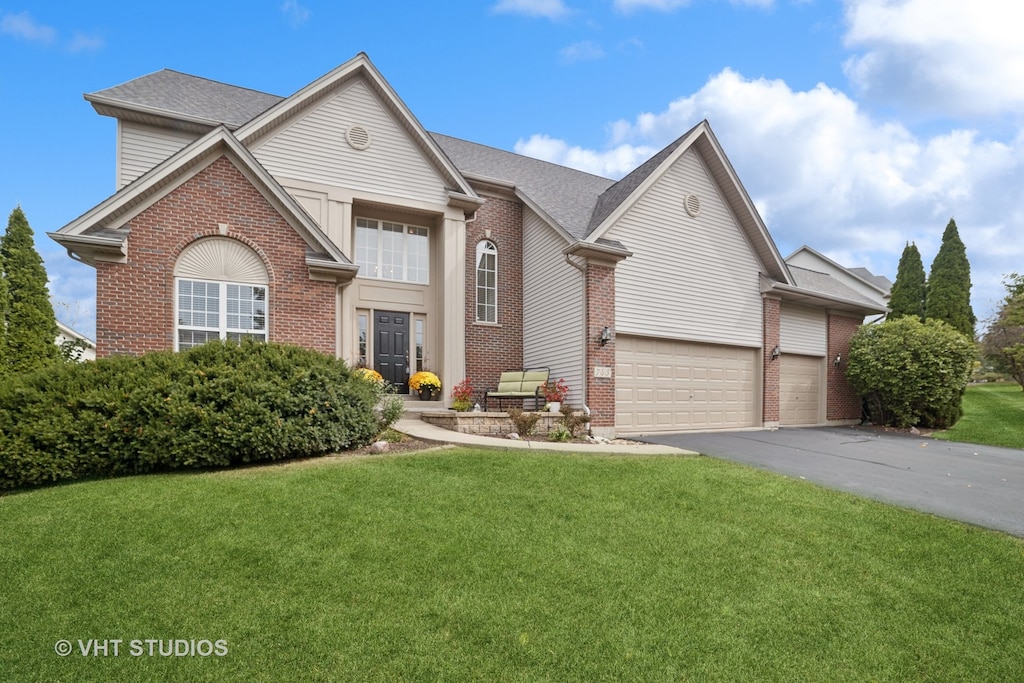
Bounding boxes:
779 354 822 426
616 335 757 433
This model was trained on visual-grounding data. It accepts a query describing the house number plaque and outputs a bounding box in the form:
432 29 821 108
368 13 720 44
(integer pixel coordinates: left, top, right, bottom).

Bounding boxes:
593 366 612 378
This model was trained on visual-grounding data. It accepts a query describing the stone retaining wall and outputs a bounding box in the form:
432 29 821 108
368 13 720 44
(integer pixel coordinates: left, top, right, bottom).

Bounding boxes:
420 411 570 437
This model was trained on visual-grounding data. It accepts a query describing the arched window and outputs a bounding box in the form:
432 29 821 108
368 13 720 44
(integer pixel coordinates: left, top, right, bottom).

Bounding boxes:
174 237 269 350
476 240 497 324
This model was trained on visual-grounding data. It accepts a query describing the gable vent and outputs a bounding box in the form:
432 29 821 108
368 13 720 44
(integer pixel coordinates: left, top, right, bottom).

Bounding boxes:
346 125 372 150
684 193 702 218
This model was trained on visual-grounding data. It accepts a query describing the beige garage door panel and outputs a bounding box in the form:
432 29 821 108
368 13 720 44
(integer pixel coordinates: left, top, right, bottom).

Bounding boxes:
779 354 822 426
616 336 756 433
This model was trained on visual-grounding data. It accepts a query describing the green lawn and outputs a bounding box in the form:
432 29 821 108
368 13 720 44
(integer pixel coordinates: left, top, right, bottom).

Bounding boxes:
3 450 1024 681
937 382 1024 448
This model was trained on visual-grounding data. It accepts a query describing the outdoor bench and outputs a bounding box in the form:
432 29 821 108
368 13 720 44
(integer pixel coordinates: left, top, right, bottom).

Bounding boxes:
483 368 549 411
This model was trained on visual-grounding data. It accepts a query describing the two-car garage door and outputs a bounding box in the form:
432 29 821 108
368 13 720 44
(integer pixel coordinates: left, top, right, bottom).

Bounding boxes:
616 335 757 433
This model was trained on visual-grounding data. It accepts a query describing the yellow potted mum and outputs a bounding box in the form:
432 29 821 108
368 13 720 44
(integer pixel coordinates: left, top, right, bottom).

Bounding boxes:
409 371 441 400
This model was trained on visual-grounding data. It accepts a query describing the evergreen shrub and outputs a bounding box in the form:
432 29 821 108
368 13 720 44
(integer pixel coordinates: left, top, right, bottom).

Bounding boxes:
0 340 380 490
846 317 975 429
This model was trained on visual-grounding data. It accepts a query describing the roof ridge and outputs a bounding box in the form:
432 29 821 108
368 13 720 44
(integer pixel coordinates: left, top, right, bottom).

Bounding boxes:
430 131 615 182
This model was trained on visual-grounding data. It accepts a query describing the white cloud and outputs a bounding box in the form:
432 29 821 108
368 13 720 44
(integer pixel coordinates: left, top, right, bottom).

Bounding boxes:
514 67 1023 324
1 11 56 43
614 0 691 11
614 0 772 11
68 31 104 53
843 0 1024 117
493 0 571 19
281 0 311 27
560 40 605 63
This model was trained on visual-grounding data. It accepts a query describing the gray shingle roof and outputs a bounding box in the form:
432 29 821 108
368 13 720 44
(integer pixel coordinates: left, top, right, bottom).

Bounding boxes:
430 133 615 240
788 265 883 307
586 124 698 234
87 69 284 128
848 267 893 293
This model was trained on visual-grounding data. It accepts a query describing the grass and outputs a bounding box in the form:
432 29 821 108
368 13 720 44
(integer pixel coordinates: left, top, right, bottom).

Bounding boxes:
3 449 1024 681
936 382 1024 448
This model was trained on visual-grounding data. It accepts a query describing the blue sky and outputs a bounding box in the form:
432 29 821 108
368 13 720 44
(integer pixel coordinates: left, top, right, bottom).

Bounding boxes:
2 0 1020 341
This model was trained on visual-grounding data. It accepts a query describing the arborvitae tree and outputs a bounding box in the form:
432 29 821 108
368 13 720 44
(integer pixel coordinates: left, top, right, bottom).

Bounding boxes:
1 206 59 373
926 218 976 338
0 244 8 367
888 241 926 320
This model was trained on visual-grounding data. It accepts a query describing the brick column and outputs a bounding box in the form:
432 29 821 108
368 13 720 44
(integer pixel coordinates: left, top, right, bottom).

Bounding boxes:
586 263 616 437
827 313 863 422
762 296 781 427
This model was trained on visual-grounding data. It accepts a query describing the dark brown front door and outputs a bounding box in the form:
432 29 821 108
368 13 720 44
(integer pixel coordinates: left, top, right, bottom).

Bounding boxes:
375 311 409 392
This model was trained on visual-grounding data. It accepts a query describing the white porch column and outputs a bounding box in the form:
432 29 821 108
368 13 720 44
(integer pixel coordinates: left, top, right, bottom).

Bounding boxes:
442 215 467 401
333 199 354 361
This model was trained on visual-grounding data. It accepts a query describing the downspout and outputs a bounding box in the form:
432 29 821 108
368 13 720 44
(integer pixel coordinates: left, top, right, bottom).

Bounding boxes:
565 251 589 412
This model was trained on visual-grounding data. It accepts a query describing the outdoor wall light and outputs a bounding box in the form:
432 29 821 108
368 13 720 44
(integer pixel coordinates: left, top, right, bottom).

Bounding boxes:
770 345 780 360
599 326 613 346
834 354 842 367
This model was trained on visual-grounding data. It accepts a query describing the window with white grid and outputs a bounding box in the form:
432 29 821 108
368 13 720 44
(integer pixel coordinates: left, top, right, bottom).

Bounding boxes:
177 279 267 350
476 240 497 323
354 217 429 284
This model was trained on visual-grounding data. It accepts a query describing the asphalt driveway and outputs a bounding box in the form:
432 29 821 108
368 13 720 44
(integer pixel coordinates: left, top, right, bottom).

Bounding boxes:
641 426 1024 537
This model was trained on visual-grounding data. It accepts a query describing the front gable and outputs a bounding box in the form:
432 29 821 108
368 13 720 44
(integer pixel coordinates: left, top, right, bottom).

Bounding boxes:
603 146 766 347
250 78 451 206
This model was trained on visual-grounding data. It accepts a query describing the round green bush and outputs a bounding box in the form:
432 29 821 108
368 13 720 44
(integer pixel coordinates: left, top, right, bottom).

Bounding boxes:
0 340 381 490
846 317 975 429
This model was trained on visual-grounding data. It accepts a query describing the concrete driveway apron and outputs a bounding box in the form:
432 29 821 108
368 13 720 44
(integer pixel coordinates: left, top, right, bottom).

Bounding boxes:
641 426 1024 537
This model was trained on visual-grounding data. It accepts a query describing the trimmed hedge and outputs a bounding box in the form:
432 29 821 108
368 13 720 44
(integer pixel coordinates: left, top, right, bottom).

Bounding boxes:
0 341 382 490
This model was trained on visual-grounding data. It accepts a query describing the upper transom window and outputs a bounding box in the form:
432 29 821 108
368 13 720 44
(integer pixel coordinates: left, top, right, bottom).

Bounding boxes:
355 217 429 284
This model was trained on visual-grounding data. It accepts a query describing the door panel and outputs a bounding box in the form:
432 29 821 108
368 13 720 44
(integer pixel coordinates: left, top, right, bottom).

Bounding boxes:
616 335 757 433
375 311 409 392
779 354 822 426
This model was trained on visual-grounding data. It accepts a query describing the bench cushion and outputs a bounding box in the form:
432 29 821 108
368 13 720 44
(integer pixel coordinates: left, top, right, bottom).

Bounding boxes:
497 371 524 393
520 370 549 394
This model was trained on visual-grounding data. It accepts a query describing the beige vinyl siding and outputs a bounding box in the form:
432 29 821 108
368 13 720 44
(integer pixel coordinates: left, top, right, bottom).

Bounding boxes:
780 304 827 356
118 122 199 188
605 148 763 348
522 209 584 407
253 79 448 205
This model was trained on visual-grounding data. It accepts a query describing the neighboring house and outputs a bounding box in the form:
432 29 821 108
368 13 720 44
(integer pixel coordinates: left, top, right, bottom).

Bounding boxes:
56 320 96 362
50 53 885 436
786 246 892 323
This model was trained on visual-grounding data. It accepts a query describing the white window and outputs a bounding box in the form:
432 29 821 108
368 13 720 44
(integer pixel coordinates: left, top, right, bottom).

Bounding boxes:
357 311 369 367
355 218 429 284
476 240 497 323
173 237 269 351
176 279 267 350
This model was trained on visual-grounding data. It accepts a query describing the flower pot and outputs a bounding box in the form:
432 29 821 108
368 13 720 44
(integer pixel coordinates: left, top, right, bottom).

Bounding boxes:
418 387 441 401
548 401 561 413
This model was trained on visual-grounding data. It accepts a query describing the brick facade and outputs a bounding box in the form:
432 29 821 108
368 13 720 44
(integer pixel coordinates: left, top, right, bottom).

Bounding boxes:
762 296 781 425
585 263 616 430
96 156 336 357
463 194 524 404
827 313 863 421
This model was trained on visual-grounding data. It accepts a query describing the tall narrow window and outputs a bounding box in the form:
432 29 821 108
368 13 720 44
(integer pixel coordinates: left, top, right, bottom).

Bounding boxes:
357 312 369 367
414 316 425 372
476 240 497 323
